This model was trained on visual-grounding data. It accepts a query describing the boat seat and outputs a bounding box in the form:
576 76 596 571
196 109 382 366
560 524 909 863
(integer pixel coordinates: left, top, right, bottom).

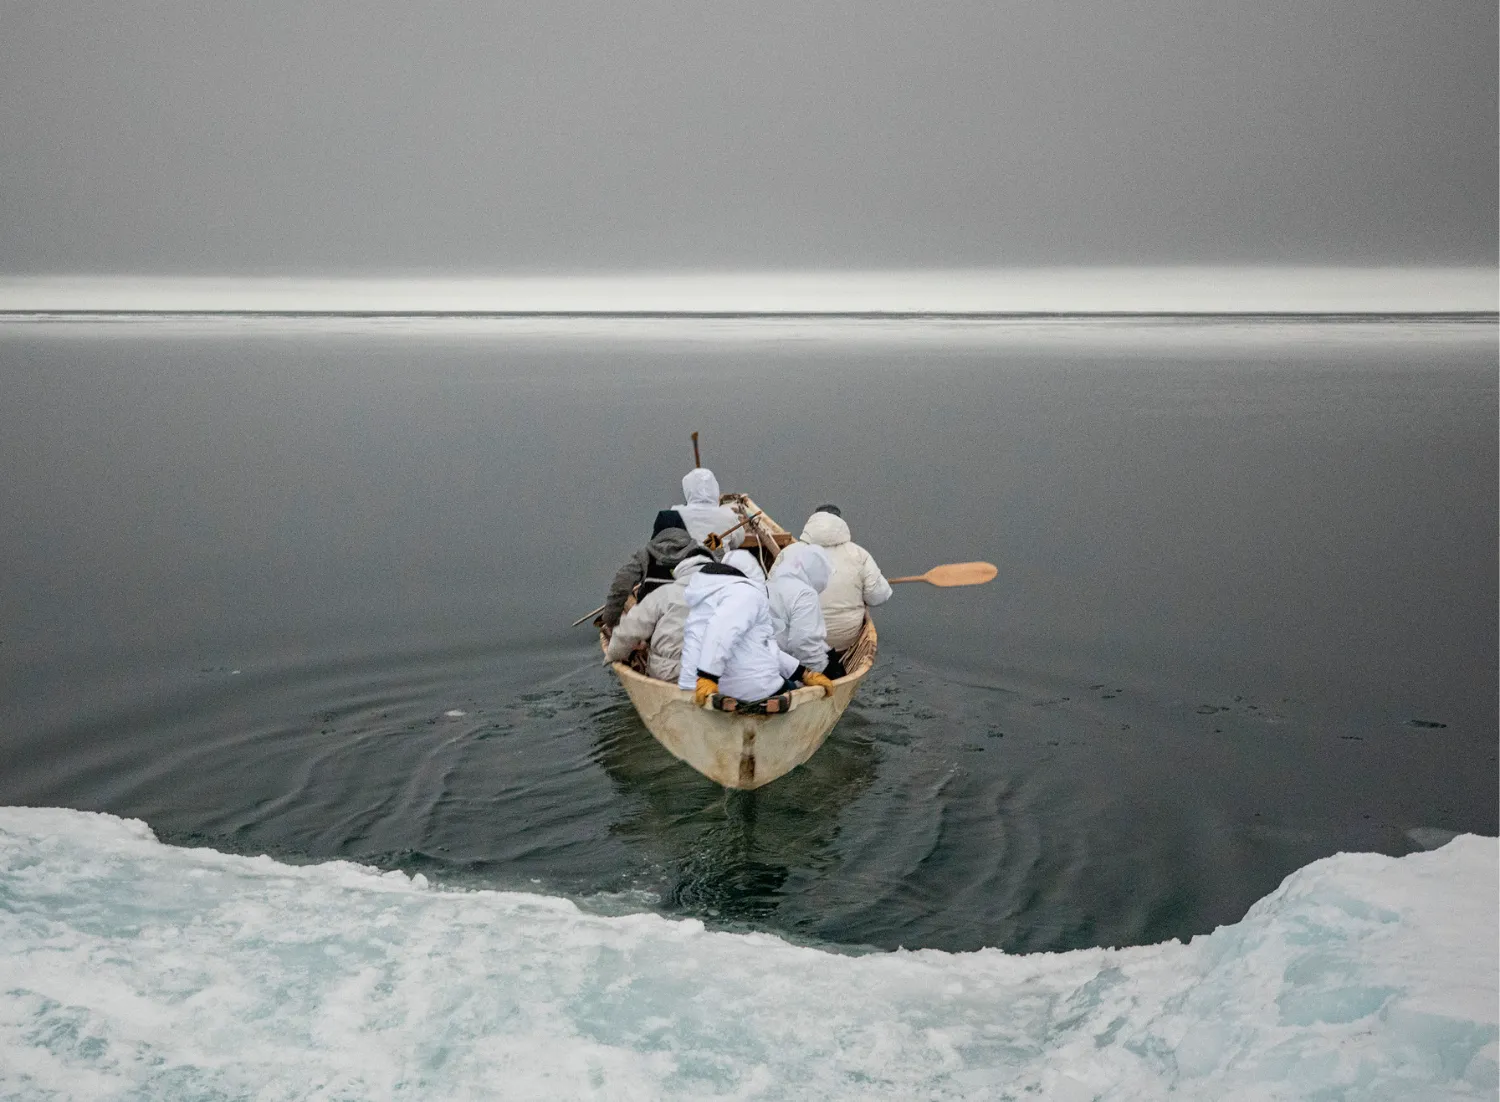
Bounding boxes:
707 690 797 715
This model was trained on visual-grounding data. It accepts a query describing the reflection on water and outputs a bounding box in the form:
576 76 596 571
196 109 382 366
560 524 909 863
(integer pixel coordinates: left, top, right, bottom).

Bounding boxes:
590 697 880 931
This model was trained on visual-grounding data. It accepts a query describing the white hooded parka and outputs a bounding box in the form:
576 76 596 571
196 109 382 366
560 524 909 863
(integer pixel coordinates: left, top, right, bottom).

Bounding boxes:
798 511 892 650
604 552 713 683
767 542 833 673
675 469 745 551
677 550 800 700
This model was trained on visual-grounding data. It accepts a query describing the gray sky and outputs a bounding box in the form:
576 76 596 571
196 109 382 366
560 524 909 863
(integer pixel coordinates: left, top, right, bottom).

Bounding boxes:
1 0 1494 275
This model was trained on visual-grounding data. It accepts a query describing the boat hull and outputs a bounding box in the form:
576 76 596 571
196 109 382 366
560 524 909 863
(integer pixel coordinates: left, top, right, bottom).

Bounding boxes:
607 619 875 790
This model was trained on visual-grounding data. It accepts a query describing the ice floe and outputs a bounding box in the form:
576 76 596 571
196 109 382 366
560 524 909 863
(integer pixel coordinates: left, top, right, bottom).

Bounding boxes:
0 806 1493 1100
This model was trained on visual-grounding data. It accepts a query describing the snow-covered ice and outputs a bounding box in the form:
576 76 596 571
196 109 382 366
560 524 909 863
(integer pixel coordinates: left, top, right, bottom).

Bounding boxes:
0 807 1494 1100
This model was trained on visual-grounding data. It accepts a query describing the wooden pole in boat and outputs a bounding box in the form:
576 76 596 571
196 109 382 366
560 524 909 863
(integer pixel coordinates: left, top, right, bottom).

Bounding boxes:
571 603 606 628
703 510 763 552
888 562 999 587
691 431 701 468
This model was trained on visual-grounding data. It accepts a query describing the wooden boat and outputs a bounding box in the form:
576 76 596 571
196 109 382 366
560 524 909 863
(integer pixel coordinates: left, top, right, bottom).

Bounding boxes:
603 495 878 790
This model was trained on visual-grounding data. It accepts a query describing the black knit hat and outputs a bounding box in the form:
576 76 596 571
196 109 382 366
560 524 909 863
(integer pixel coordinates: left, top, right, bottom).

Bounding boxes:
813 503 842 518
652 509 687 536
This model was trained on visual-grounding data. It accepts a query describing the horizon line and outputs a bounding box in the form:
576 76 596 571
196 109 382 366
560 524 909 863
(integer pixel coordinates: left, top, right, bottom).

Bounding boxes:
0 268 1494 315
2 309 1495 321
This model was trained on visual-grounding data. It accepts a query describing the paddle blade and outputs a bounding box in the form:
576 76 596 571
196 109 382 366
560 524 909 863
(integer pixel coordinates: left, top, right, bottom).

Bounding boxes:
918 561 998 587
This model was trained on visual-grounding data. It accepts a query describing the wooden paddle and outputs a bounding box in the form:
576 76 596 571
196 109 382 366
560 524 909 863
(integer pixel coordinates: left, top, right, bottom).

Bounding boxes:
888 562 998 587
691 430 701 467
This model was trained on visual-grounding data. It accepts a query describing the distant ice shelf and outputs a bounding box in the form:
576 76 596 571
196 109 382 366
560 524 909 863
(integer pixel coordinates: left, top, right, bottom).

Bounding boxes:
0 806 1495 1101
0 267 1496 315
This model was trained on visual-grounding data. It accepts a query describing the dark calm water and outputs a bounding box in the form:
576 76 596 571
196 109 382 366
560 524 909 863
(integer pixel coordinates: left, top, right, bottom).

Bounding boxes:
1 315 1494 955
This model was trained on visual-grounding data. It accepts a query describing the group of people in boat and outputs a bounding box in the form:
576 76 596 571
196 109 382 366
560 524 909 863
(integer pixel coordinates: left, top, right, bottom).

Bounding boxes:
600 467 892 707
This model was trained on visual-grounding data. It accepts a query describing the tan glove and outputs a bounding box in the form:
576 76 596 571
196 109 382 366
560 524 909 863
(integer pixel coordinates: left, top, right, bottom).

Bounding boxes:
802 670 835 696
694 676 718 707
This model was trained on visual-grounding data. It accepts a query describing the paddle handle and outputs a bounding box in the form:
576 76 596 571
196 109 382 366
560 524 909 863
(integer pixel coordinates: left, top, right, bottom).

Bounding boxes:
887 575 927 584
572 603 607 627
691 431 701 468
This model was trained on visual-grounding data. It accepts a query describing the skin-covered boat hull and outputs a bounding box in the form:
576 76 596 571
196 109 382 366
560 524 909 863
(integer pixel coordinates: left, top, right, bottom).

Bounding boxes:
607 619 876 790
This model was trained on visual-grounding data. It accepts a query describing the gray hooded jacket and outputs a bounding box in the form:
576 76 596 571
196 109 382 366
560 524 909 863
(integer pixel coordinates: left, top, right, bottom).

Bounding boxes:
604 552 713 682
602 526 700 629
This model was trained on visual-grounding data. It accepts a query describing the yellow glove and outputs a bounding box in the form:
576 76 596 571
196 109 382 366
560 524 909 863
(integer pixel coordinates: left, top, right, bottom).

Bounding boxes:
694 676 718 707
802 670 835 696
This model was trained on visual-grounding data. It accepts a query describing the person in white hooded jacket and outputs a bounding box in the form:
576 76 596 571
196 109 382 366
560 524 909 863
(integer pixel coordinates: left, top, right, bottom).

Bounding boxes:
677 549 834 705
603 547 714 682
799 504 892 657
767 542 834 675
675 468 744 552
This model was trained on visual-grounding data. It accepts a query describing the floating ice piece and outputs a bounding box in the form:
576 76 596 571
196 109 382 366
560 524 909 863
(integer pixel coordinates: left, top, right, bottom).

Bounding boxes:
443 709 466 718
1408 826 1462 851
0 807 1494 1101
